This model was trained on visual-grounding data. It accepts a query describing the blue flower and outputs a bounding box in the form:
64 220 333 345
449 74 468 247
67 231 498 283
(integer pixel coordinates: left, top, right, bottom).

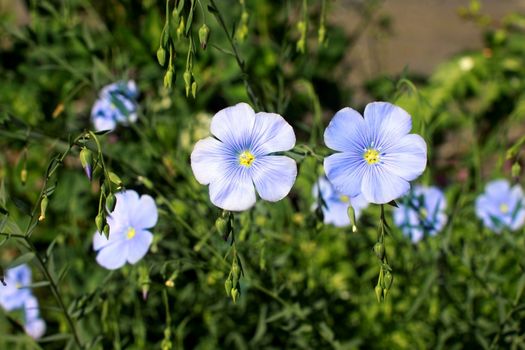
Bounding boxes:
393 185 447 242
312 176 369 227
191 103 297 211
475 179 525 233
0 264 46 339
91 80 139 131
323 102 427 204
0 264 32 311
93 190 158 270
23 295 46 339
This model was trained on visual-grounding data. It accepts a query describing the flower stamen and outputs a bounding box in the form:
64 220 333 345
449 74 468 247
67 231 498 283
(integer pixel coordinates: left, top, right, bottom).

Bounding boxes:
126 227 136 239
339 195 349 203
500 203 509 214
364 149 380 165
239 151 255 167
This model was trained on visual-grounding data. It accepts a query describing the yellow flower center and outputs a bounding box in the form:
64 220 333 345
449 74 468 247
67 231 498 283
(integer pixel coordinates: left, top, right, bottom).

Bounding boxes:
339 195 349 203
110 103 116 110
500 203 509 214
127 227 136 239
15 283 22 289
364 149 380 164
239 151 255 167
419 208 428 219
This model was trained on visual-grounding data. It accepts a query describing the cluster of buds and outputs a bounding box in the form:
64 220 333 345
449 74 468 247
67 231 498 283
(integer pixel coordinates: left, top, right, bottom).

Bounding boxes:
224 253 242 303
374 205 394 302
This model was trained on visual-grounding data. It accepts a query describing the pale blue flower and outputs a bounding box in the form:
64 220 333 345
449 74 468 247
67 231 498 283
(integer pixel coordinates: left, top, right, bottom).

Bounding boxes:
0 264 32 311
91 80 138 131
393 185 447 242
23 295 46 339
312 176 369 227
191 103 297 211
475 179 525 233
324 102 427 204
93 190 158 270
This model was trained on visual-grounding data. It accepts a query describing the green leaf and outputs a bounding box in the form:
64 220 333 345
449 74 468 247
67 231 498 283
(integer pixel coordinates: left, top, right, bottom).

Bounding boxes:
9 252 35 268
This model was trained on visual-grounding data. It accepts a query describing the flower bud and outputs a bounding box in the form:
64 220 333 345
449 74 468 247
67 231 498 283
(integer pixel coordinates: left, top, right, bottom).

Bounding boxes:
512 162 521 178
38 195 48 222
103 223 110 237
215 217 228 236
157 47 166 66
79 148 93 181
373 242 385 260
198 24 210 49
232 262 240 287
375 284 382 302
164 69 173 89
183 70 191 97
383 271 393 290
108 171 123 187
231 288 239 303
106 193 116 212
347 205 357 232
177 17 185 39
191 81 197 99
95 214 104 233
224 278 232 296
20 168 27 185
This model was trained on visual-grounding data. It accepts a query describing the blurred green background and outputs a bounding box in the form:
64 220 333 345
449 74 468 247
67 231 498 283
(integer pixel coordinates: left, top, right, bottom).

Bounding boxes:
1 0 525 349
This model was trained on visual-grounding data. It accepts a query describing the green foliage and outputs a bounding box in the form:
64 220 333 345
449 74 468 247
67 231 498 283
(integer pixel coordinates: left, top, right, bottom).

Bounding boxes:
1 0 525 349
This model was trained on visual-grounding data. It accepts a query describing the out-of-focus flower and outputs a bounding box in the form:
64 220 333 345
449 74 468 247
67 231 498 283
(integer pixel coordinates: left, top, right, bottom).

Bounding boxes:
0 265 45 339
0 264 32 311
91 80 139 131
458 56 474 71
393 185 447 242
191 103 297 211
93 190 158 270
475 179 525 233
324 102 427 204
23 295 46 339
312 176 368 227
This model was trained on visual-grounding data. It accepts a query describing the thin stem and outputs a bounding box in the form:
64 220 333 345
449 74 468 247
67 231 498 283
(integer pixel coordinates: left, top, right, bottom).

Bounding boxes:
208 0 262 110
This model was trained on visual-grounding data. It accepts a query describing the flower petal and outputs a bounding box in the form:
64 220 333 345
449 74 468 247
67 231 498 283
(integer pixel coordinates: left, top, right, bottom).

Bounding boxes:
324 107 367 152
324 152 367 197
323 200 350 227
250 112 296 155
191 137 233 185
126 230 153 264
251 155 297 202
25 318 46 339
209 168 256 211
130 195 158 230
381 134 427 181
361 166 410 204
210 103 256 150
95 241 128 270
364 102 412 150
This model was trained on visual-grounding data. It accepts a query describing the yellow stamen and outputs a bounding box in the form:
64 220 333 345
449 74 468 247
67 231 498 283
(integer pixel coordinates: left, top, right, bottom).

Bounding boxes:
339 195 349 203
364 149 380 164
127 227 136 239
239 151 255 167
419 208 428 219
500 203 509 214
15 283 22 289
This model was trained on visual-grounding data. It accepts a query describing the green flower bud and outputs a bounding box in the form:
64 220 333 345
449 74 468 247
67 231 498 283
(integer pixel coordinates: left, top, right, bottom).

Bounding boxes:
103 223 110 238
20 168 27 185
215 217 228 236
191 81 197 98
38 195 48 222
373 242 385 260
224 278 232 296
375 284 382 302
164 69 173 89
231 288 239 303
177 17 185 39
106 193 116 212
183 70 191 97
157 47 166 66
512 162 521 177
347 205 357 232
232 262 240 286
79 147 93 180
384 271 393 290
198 24 210 49
95 214 104 233
108 171 123 187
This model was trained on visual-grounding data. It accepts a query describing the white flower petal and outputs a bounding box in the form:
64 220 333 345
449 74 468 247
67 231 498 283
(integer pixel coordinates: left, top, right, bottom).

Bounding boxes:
126 230 153 264
210 103 256 150
130 195 158 230
250 112 295 155
209 169 256 211
324 107 367 152
191 137 232 185
381 134 427 181
251 156 297 202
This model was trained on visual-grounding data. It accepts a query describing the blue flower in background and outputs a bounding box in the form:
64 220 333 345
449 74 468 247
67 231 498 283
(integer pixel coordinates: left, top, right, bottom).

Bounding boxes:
93 190 158 270
91 80 139 131
312 176 369 227
393 185 447 242
0 264 32 311
324 102 427 204
191 103 297 211
0 264 46 339
475 179 525 233
23 295 46 339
